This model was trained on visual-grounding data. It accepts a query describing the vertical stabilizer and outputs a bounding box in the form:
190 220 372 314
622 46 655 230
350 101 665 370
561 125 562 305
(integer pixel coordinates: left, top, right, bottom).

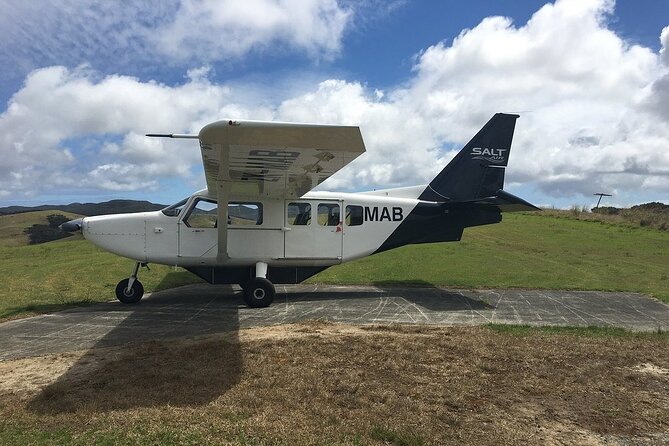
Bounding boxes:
419 113 519 202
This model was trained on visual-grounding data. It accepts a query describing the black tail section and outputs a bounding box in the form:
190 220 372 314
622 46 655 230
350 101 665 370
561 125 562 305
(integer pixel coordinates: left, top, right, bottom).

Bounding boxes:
419 113 519 202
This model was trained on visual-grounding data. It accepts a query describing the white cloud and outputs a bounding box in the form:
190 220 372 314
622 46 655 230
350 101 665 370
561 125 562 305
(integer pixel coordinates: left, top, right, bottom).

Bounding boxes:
302 0 669 200
661 26 669 66
0 1 168 80
1 0 669 204
87 164 159 192
153 0 351 60
0 0 352 83
0 66 228 196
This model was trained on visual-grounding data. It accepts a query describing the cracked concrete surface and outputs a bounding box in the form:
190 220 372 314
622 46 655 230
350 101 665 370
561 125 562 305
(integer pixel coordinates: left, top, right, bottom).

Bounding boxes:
1 284 668 360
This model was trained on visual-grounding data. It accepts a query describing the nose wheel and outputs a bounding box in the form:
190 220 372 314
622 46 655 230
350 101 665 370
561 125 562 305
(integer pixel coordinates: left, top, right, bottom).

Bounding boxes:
115 262 146 304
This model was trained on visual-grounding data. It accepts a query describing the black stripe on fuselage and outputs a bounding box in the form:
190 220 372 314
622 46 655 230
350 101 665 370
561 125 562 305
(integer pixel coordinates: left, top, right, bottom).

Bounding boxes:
374 201 502 254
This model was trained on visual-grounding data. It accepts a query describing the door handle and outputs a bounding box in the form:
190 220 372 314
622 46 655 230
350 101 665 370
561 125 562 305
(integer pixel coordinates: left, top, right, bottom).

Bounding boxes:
281 227 292 232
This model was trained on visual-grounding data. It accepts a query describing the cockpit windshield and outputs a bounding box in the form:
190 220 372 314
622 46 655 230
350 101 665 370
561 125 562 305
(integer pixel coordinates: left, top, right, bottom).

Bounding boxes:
161 198 189 217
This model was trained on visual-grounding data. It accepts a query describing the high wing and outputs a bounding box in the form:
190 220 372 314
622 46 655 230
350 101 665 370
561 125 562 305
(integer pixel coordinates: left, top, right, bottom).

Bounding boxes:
198 120 366 199
196 119 365 261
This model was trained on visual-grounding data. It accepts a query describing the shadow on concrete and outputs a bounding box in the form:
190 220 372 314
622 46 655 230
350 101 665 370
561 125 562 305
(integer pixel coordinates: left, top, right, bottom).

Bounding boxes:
285 281 492 312
26 277 493 414
28 274 243 415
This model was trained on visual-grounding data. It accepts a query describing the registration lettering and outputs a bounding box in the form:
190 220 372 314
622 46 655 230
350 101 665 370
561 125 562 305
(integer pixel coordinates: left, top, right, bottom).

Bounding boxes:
364 206 404 222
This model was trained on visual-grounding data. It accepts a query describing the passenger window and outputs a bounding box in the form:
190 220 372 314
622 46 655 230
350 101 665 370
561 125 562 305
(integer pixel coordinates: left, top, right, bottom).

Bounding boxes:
345 205 363 226
287 202 311 225
228 202 263 226
184 199 217 228
318 203 340 226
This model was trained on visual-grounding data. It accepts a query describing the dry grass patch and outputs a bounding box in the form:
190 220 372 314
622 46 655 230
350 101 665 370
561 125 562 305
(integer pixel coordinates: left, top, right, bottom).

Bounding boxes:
1 323 668 445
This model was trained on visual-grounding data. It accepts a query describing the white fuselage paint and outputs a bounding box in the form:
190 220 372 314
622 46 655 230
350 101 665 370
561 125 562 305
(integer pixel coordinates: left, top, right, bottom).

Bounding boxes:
80 188 422 268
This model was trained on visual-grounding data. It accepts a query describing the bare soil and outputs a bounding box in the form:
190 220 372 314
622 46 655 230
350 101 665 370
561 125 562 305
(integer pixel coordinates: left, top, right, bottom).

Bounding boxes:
1 322 668 445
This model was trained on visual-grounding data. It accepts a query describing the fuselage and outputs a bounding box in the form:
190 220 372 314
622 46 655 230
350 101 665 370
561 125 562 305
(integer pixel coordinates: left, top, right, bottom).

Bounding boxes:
80 185 501 273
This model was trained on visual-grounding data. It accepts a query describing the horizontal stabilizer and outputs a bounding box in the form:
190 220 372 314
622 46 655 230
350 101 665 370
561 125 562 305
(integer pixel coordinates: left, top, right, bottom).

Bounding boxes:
466 189 540 212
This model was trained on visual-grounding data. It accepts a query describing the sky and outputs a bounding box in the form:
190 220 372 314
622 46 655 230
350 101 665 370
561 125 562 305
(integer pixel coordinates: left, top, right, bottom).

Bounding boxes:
1 0 668 209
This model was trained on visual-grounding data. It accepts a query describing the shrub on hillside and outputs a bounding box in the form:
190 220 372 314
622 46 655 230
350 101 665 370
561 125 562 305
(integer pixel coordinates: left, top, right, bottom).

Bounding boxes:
24 214 72 244
592 206 619 215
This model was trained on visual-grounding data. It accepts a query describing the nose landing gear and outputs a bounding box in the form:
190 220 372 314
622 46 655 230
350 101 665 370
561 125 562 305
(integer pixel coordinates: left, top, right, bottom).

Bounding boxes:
115 262 147 304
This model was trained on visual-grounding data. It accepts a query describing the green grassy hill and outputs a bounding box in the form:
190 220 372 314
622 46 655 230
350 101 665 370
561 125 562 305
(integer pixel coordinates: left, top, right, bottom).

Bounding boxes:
0 211 83 248
0 199 166 216
0 211 667 320
315 213 669 302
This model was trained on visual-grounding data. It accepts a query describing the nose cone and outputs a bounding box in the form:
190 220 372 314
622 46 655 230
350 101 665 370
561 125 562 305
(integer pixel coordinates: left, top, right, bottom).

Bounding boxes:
60 218 83 233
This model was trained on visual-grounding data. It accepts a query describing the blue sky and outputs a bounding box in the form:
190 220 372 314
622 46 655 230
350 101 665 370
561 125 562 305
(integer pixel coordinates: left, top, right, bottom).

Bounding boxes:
1 0 668 209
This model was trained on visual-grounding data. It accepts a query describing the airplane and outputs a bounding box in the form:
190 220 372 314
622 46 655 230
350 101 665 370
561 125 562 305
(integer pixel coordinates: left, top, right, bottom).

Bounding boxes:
61 113 539 308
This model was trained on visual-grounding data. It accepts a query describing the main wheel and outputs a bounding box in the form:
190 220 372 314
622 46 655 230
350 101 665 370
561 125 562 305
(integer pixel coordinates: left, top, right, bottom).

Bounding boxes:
242 277 275 308
115 279 144 304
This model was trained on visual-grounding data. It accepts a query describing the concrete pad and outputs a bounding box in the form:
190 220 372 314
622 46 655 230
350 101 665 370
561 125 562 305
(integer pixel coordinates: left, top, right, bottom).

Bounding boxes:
1 284 668 361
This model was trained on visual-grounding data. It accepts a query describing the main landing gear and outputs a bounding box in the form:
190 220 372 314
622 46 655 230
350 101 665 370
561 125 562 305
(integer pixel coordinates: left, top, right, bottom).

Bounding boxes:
114 261 276 308
115 262 147 304
241 261 275 308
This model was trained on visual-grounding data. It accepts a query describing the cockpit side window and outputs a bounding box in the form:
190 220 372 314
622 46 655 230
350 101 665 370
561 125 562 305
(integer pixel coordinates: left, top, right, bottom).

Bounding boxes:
183 198 218 228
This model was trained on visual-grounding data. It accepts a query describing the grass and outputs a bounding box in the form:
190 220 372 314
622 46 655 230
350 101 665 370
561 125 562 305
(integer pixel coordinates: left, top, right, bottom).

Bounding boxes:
0 240 201 320
486 323 668 338
370 426 425 446
0 211 668 320
540 204 669 231
2 209 667 445
313 212 669 303
1 322 668 445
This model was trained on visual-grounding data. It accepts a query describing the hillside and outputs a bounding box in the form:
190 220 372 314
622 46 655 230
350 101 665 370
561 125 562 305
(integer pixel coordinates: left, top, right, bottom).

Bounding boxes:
0 200 166 217
541 202 669 231
0 200 166 247
0 211 83 248
314 212 669 302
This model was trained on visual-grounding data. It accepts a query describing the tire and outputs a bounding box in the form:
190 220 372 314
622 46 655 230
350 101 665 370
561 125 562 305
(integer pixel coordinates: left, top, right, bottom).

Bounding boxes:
115 279 144 304
242 277 275 308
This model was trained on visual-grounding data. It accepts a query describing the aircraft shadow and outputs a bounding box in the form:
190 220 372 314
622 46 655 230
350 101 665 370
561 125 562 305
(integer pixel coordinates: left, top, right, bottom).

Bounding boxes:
28 276 243 415
28 278 489 414
284 281 492 312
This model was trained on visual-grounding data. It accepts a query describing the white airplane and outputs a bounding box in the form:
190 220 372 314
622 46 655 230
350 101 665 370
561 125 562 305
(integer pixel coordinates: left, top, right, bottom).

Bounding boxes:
61 113 538 308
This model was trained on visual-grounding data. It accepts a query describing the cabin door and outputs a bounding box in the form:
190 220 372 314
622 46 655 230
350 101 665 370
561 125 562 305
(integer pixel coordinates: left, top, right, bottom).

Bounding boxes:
284 200 343 260
178 197 218 259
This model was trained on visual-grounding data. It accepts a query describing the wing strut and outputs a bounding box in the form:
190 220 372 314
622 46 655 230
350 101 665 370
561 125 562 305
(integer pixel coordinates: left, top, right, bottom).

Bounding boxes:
216 130 231 262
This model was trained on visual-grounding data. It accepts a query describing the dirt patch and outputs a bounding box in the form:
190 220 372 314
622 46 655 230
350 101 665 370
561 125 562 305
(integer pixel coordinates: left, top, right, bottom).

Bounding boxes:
0 352 82 395
0 323 369 399
633 363 669 378
1 323 668 445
